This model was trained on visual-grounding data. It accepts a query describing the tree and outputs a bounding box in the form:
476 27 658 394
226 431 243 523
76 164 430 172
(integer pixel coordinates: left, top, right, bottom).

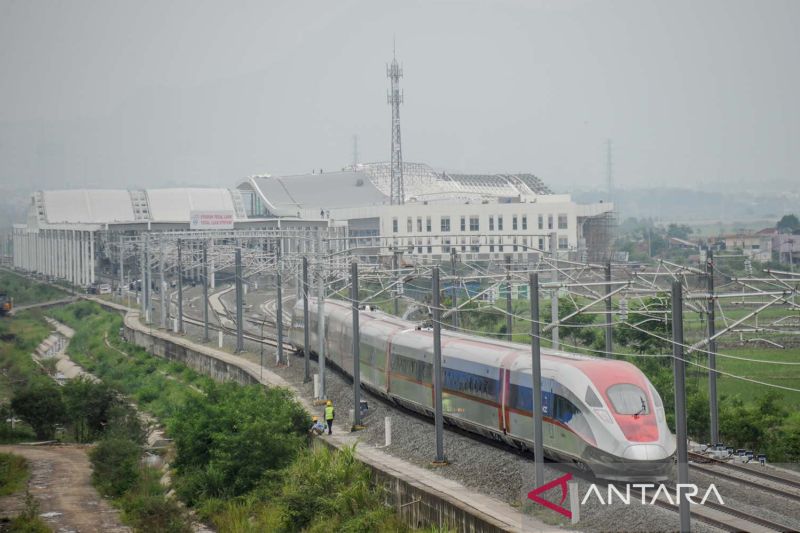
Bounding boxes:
777 214 800 234
614 294 672 354
11 384 66 440
667 223 693 240
62 377 119 443
542 296 597 348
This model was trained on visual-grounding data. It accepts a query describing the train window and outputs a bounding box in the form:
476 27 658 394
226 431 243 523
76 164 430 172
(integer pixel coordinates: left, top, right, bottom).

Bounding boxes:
554 395 579 423
648 384 663 408
584 387 603 408
606 384 650 416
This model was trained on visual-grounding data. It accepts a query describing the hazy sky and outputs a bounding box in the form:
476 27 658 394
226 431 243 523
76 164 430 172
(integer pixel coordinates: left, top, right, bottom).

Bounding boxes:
0 0 798 192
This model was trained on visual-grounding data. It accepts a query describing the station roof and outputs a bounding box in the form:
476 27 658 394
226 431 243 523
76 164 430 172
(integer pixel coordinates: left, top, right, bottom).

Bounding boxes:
34 188 247 226
249 172 388 214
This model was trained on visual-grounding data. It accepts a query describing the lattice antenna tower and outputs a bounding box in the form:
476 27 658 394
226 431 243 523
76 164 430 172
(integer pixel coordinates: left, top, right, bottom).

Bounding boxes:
352 134 359 167
606 139 614 204
387 42 405 205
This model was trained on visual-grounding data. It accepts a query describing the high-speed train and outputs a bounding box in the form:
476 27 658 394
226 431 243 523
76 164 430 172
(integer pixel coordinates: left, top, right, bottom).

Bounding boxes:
289 298 675 481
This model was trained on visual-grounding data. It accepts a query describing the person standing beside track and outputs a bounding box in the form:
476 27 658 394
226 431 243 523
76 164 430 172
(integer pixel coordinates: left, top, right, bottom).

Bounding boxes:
324 400 335 435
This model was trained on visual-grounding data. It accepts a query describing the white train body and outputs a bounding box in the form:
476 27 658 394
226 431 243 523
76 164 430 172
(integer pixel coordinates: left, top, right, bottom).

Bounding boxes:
290 298 675 480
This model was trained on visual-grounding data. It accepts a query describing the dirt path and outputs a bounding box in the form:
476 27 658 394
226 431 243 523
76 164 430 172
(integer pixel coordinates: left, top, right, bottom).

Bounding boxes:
0 445 129 532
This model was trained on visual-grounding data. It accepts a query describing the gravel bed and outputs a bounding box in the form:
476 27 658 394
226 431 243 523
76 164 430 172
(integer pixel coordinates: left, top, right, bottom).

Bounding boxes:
150 288 733 533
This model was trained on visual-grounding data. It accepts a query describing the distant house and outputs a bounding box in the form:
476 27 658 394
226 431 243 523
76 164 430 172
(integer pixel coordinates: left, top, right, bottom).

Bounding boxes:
773 233 800 266
721 232 773 262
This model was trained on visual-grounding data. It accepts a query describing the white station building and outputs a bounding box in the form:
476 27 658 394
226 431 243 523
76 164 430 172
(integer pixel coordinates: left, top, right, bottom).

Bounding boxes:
12 187 331 286
238 162 615 263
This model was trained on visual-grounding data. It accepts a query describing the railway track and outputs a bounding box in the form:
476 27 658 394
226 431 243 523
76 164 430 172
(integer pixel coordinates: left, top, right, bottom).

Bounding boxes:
647 483 795 532
688 451 800 505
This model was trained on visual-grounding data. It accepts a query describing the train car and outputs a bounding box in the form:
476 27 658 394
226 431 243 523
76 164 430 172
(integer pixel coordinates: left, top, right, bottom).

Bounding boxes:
289 298 675 481
0 293 12 316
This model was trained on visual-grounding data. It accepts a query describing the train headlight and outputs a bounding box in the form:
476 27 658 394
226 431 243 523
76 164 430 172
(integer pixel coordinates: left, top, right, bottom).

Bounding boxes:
594 408 614 424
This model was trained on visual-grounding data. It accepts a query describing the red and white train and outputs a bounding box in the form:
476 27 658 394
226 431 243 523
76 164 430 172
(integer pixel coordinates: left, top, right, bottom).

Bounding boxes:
289 298 675 481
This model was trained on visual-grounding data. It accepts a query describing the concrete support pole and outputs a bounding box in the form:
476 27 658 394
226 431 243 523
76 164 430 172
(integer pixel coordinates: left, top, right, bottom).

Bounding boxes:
392 250 400 316
351 260 362 429
159 238 167 329
605 261 613 357
505 255 513 341
317 267 326 399
209 240 216 289
89 231 94 285
145 235 153 324
550 232 559 349
139 240 146 315
432 266 446 463
234 247 244 352
530 272 544 488
177 239 184 334
203 241 210 343
302 256 310 383
671 281 691 533
119 234 124 292
706 248 719 445
276 270 284 364
450 249 458 328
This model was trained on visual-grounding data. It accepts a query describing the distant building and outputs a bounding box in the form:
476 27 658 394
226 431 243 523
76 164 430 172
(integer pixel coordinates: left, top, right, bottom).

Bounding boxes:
237 162 615 262
773 233 800 266
720 231 773 262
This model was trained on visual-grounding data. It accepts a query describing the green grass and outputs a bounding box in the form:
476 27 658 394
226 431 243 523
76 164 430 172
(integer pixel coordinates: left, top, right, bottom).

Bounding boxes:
687 346 800 409
0 270 68 306
0 453 29 496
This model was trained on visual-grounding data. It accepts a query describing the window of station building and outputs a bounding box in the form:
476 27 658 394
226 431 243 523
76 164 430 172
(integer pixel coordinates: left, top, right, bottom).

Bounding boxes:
407 217 412 233
392 217 398 233
558 213 568 230
426 216 432 232
417 217 422 233
513 237 518 252
498 216 503 231
558 237 568 250
469 216 479 231
538 214 544 230
512 215 518 230
488 216 494 231
489 237 495 252
547 214 554 230
538 237 545 250
460 216 466 231
441 216 450 232
443 238 451 253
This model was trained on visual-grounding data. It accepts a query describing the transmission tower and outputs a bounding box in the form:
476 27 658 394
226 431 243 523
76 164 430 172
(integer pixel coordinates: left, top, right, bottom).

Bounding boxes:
606 139 614 204
352 134 359 167
387 44 404 205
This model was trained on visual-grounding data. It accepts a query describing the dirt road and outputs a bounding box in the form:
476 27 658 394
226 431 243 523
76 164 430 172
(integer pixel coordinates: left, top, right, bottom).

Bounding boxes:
0 444 129 532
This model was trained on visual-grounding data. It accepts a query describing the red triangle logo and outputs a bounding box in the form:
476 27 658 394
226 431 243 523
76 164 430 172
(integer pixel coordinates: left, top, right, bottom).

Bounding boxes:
527 473 572 519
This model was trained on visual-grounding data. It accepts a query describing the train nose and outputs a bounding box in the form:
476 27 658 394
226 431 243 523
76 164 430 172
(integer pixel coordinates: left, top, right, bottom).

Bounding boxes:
622 444 669 460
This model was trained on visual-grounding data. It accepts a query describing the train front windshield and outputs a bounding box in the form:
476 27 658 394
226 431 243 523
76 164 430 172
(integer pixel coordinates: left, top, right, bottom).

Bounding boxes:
606 384 650 416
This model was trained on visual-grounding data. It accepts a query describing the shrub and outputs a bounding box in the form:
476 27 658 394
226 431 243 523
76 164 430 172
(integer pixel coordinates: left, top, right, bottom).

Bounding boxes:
90 437 141 497
10 383 66 440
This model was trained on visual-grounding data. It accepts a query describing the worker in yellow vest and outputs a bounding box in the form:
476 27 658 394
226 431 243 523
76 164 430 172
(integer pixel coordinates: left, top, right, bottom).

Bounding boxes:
324 400 335 435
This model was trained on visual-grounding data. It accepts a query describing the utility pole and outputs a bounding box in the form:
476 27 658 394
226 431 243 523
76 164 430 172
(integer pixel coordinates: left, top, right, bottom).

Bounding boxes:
671 281 690 533
177 238 184 334
530 272 544 488
159 237 167 329
145 235 152 324
605 261 613 357
119 234 124 295
317 265 326 399
351 260 362 429
302 256 311 383
234 247 243 352
432 266 446 463
706 248 719 445
450 248 459 328
202 241 209 342
276 240 284 365
550 232 559 349
392 250 400 316
505 255 513 341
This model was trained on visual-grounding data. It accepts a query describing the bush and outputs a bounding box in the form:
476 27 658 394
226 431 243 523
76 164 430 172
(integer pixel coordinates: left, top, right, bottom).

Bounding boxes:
10 383 66 440
90 437 141 497
119 466 191 533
